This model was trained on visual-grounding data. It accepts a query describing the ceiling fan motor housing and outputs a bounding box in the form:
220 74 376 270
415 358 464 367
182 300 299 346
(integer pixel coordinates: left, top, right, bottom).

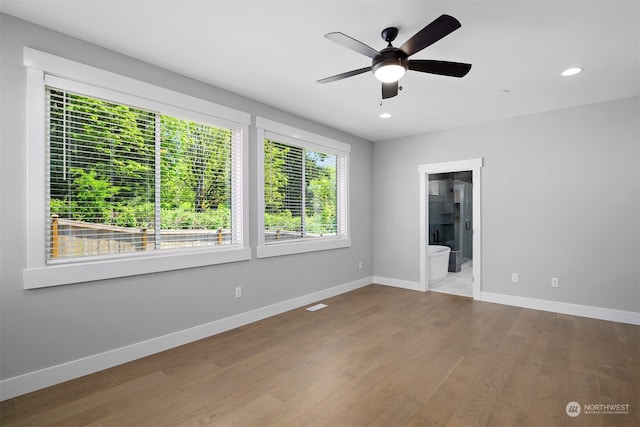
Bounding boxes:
372 47 409 76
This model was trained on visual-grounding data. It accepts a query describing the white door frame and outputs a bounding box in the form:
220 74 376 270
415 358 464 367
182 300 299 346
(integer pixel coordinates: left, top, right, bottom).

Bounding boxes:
419 158 483 299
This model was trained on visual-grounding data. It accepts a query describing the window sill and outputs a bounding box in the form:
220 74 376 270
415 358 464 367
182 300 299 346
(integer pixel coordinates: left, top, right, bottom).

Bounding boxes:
257 238 351 259
23 247 251 289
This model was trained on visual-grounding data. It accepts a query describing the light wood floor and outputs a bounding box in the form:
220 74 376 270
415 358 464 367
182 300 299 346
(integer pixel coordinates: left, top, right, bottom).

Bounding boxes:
1 285 639 426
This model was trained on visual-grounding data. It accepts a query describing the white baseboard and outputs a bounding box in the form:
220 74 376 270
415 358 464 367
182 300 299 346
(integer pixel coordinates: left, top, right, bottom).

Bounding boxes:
374 274 640 325
373 276 425 292
480 292 640 326
0 276 372 401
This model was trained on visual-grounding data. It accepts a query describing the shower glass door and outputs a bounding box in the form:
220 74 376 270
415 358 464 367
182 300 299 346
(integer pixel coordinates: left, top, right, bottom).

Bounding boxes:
462 181 473 261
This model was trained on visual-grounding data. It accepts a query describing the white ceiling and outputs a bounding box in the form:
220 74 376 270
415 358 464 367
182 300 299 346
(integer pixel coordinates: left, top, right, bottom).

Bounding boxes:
2 0 638 142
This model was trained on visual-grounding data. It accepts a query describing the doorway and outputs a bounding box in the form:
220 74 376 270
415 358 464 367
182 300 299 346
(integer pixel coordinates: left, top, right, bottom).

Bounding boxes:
419 158 482 299
428 172 473 296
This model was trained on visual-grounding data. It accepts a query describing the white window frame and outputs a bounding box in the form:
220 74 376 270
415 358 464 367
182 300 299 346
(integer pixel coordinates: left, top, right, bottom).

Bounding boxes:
23 48 251 289
256 117 351 258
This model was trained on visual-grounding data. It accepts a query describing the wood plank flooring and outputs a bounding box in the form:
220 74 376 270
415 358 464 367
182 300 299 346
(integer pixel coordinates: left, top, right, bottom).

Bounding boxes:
1 285 639 426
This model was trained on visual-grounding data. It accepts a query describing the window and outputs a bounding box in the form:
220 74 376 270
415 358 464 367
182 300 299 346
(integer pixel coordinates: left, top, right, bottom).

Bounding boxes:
24 48 250 288
47 88 239 260
257 117 350 258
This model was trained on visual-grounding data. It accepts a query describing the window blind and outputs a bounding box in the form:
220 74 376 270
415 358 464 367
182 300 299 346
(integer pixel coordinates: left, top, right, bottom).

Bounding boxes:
46 86 242 262
263 138 344 243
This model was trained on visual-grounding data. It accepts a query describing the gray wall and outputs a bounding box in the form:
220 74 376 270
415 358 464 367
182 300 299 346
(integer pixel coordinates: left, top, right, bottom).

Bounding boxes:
0 14 373 380
374 96 640 312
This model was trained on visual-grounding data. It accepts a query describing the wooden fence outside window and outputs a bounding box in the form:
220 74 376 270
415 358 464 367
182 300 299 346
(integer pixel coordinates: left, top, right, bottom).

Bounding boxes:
50 216 229 259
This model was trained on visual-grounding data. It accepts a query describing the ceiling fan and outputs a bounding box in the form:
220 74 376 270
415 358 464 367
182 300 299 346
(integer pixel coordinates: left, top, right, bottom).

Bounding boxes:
317 14 472 99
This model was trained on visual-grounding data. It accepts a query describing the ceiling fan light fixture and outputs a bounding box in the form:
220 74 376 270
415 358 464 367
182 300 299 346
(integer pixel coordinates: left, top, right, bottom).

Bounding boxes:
374 63 406 83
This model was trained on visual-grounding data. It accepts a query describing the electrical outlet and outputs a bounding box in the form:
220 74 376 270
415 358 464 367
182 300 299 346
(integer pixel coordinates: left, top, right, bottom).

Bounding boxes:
358 261 363 269
235 286 242 298
512 273 519 283
551 278 559 288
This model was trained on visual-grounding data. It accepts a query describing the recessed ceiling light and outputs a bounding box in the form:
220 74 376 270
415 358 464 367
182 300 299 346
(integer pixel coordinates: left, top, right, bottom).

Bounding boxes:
380 112 391 119
561 67 583 77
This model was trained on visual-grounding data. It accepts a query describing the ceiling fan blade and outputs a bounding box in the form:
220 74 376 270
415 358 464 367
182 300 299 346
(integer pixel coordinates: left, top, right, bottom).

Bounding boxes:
325 32 380 59
399 14 462 57
382 81 398 99
317 67 372 84
409 60 472 77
